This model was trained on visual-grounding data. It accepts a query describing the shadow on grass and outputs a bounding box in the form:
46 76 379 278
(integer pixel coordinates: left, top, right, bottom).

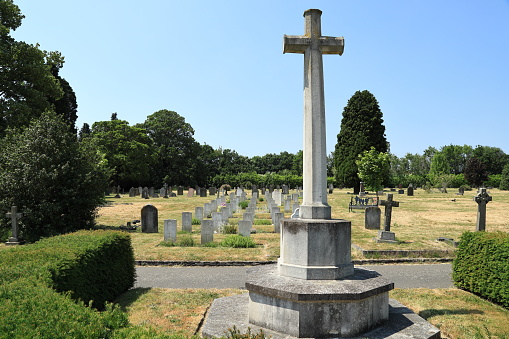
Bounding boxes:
419 308 484 319
114 287 152 312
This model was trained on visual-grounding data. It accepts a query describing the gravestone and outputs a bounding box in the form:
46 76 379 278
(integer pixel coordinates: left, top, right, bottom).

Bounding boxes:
187 188 195 197
129 187 136 197
284 198 292 213
272 189 282 206
273 212 283 233
182 212 192 232
407 183 414 196
141 204 158 233
142 187 149 199
195 206 204 221
328 183 334 194
474 188 492 231
204 203 212 218
163 219 177 242
377 193 399 242
177 186 184 195
200 188 207 197
149 187 156 198
5 206 24 245
282 184 289 195
138 186 143 195
457 187 465 195
398 189 405 194
160 187 166 198
201 220 214 244
365 206 381 230
211 212 223 231
238 220 252 237
243 212 254 223
209 187 216 196
359 181 366 196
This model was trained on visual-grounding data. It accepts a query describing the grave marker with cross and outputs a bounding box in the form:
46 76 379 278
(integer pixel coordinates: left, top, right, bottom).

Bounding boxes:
5 206 24 245
377 193 399 243
283 9 344 220
474 188 492 231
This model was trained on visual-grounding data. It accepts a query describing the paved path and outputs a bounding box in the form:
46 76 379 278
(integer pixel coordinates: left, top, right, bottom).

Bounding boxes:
135 263 453 289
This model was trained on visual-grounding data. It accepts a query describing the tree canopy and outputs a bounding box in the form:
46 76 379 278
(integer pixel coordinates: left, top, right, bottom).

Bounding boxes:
0 112 109 242
334 90 388 191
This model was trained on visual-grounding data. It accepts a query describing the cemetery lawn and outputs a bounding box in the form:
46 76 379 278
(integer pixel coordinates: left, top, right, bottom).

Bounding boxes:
94 188 509 261
115 287 509 338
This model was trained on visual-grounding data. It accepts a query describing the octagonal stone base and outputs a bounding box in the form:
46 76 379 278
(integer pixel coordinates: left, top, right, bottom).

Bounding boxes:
245 265 394 338
279 218 354 280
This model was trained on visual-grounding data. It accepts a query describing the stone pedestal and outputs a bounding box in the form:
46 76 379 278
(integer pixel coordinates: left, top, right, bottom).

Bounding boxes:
376 230 397 243
246 265 393 338
278 219 354 280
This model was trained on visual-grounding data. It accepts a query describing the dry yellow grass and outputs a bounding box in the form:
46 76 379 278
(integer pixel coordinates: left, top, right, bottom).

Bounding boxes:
115 288 243 337
95 188 509 261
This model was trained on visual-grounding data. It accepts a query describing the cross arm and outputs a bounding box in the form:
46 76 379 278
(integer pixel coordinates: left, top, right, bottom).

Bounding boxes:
283 35 310 54
319 36 344 55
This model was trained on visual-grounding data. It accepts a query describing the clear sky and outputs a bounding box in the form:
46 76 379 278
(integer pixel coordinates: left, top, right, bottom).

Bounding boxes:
11 0 509 158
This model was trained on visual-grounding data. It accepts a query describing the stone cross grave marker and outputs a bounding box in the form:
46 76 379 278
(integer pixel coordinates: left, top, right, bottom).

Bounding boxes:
5 206 23 245
284 8 343 219
377 193 399 242
474 188 492 231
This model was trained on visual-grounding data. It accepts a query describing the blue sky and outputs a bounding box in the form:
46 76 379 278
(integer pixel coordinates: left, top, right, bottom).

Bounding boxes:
11 0 509 158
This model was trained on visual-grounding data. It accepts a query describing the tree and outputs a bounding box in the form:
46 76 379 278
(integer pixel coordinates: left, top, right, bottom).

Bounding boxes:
0 1 64 135
499 164 509 190
194 144 221 187
0 111 110 242
464 157 488 188
78 122 91 141
89 118 154 187
334 90 388 192
138 109 199 186
355 147 390 191
472 145 508 175
48 63 78 133
292 150 303 177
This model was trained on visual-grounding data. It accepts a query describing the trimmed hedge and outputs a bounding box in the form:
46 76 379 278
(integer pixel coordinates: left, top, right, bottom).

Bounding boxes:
453 231 509 308
0 230 136 338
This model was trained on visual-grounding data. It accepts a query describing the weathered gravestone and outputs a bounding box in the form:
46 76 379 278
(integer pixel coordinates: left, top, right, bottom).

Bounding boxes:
238 220 252 237
200 188 207 197
5 206 24 245
187 188 195 197
195 206 204 221
365 206 381 230
177 186 184 195
129 187 137 197
141 204 158 233
182 212 192 232
474 188 492 232
376 193 399 242
201 219 214 244
163 219 177 242
209 187 216 196
407 183 414 196
142 187 149 199
273 211 283 233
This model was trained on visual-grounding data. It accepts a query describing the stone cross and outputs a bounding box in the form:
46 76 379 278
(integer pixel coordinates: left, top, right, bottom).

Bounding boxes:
6 206 22 244
380 193 399 231
474 188 492 231
284 9 344 220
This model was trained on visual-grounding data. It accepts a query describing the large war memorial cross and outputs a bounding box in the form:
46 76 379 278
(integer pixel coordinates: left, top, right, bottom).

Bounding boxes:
283 9 344 219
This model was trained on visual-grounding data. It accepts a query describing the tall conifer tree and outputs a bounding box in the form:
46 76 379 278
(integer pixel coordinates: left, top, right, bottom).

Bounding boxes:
334 90 388 191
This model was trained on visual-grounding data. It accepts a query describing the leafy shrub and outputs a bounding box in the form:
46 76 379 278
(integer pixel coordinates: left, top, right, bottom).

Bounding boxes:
221 235 257 248
192 218 201 225
239 200 249 209
177 235 195 247
258 197 264 202
453 231 509 308
486 174 502 188
223 224 237 234
0 112 110 243
0 230 135 337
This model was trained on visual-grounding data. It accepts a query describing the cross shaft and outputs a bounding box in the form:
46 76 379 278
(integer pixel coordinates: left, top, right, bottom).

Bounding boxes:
283 9 344 219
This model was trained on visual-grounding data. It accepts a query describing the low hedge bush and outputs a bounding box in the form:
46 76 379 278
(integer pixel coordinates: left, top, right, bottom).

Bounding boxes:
453 231 509 308
221 234 257 248
0 230 136 337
